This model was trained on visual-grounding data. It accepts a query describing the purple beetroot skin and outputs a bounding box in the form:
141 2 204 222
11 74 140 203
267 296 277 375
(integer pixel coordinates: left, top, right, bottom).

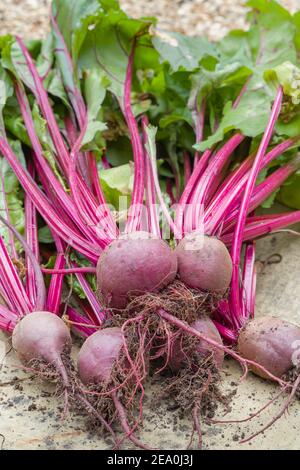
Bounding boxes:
175 232 232 294
238 316 300 379
97 231 177 309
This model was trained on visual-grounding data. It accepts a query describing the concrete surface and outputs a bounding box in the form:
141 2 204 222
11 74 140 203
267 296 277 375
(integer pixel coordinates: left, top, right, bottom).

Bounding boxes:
0 232 300 450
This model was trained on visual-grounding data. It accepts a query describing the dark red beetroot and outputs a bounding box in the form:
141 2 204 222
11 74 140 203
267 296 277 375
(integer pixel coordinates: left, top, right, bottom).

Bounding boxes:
233 316 300 444
97 231 177 309
175 232 232 294
12 311 71 379
78 327 151 450
169 317 224 371
13 312 117 440
78 327 123 385
238 316 300 380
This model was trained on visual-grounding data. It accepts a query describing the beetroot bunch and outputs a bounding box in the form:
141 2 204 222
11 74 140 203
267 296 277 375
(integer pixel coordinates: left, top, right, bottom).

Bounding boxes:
1 0 300 450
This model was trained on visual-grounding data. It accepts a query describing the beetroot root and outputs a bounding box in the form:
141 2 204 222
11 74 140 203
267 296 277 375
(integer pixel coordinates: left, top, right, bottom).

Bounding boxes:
78 327 123 385
12 312 117 441
175 232 232 294
12 311 71 368
238 316 300 380
77 326 152 450
169 317 224 372
97 231 177 309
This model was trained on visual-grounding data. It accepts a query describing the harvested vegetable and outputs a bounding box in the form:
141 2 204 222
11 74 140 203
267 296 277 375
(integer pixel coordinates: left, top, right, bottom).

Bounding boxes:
1 0 300 451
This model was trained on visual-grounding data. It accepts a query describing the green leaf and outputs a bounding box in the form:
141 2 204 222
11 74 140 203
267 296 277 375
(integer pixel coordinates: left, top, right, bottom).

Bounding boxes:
198 1 298 150
197 90 271 151
38 225 54 244
43 70 71 108
0 144 25 249
36 33 55 78
0 67 13 134
106 136 133 166
100 163 134 209
276 114 300 138
78 13 152 107
152 29 216 72
52 0 101 63
264 61 300 106
261 188 281 209
84 68 110 120
80 68 109 148
278 172 300 209
82 120 107 147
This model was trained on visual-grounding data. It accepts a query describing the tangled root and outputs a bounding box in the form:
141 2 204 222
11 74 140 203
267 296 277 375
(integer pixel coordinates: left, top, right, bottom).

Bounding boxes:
23 352 118 444
125 280 224 323
101 282 229 449
283 366 300 400
157 334 229 449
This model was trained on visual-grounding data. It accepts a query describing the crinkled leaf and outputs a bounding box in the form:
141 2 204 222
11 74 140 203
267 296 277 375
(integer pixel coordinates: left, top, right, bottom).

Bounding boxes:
198 1 297 150
152 29 217 72
78 13 152 107
264 61 300 106
52 0 101 63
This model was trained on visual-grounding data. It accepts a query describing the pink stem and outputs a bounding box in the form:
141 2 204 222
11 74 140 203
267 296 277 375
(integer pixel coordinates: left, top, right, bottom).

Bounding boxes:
64 115 90 185
124 40 145 233
68 117 115 244
15 82 97 244
0 138 100 262
224 159 299 232
189 133 244 232
25 163 40 306
212 321 237 343
45 234 66 315
205 137 297 234
184 151 192 187
0 235 32 315
71 261 106 325
175 149 212 236
193 99 206 168
64 305 98 338
16 37 70 175
42 266 96 275
0 305 19 333
142 116 160 237
242 242 257 321
141 121 181 239
229 87 283 327
222 211 300 245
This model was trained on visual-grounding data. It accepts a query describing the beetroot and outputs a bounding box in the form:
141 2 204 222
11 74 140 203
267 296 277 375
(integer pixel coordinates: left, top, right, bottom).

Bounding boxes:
97 231 177 309
170 317 224 371
192 318 224 369
78 327 123 385
175 233 232 294
238 316 300 380
156 314 225 449
12 311 71 368
77 327 151 449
